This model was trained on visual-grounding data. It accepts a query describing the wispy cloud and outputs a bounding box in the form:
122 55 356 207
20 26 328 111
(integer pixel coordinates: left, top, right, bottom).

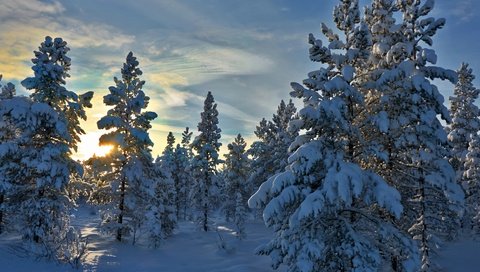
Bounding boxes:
434 0 476 24
0 0 65 17
0 0 133 81
452 0 475 23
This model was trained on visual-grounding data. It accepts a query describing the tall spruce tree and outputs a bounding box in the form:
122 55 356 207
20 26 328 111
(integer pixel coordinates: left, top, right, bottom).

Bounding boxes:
97 52 161 242
361 1 464 270
250 1 418 271
463 134 480 233
224 134 250 238
2 36 91 261
0 96 85 262
448 63 480 175
153 132 178 237
191 92 222 231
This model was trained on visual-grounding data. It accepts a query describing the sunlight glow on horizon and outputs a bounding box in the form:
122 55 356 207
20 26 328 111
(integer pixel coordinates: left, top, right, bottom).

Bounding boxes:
73 131 113 161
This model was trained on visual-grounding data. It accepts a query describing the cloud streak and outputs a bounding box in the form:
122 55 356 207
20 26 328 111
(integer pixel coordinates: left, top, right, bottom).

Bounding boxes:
452 0 475 23
0 0 134 81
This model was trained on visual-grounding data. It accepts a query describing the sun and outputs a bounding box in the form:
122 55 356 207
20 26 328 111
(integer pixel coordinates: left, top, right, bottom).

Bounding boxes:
73 132 114 161
92 144 114 157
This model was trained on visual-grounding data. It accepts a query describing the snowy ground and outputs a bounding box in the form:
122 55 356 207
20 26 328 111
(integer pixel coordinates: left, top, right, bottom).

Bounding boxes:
436 235 480 272
0 205 281 272
1 206 480 271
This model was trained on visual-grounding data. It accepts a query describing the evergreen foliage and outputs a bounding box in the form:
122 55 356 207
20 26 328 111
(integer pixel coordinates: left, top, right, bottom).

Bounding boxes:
250 1 419 271
191 92 222 231
248 100 298 213
224 134 250 238
448 63 480 174
464 134 480 233
97 52 169 243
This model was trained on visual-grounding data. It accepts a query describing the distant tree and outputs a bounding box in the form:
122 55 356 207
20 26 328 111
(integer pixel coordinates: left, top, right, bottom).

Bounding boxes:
165 132 176 154
191 92 222 231
181 127 193 158
448 63 480 175
84 153 117 205
0 76 15 100
463 134 480 233
160 132 181 218
151 132 179 242
0 75 16 233
224 134 250 238
248 100 298 211
175 127 194 220
97 52 161 242
143 156 176 248
248 118 273 192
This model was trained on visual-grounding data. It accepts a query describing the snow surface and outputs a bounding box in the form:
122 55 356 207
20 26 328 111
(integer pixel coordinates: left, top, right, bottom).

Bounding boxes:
0 205 282 272
1 204 480 271
435 236 480 272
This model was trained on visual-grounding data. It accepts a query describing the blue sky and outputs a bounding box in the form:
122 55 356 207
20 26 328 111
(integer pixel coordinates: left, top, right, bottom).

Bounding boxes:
0 0 479 159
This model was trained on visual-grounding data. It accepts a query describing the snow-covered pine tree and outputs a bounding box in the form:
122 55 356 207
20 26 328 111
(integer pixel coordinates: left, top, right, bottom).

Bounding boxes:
143 156 176 247
160 132 181 218
250 1 418 271
224 134 250 238
362 0 465 270
0 76 15 100
0 95 85 262
152 132 178 241
21 36 93 152
181 127 193 158
9 36 90 261
165 132 176 154
247 100 298 210
174 127 194 220
97 52 162 242
448 63 480 175
0 76 15 234
84 152 118 205
191 92 222 231
248 118 274 193
463 134 480 234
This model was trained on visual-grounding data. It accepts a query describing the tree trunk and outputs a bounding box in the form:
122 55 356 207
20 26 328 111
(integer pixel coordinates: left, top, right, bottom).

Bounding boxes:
420 175 429 272
391 256 399 271
203 171 209 232
175 175 180 220
0 193 3 234
33 189 44 243
117 177 126 241
184 193 188 221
